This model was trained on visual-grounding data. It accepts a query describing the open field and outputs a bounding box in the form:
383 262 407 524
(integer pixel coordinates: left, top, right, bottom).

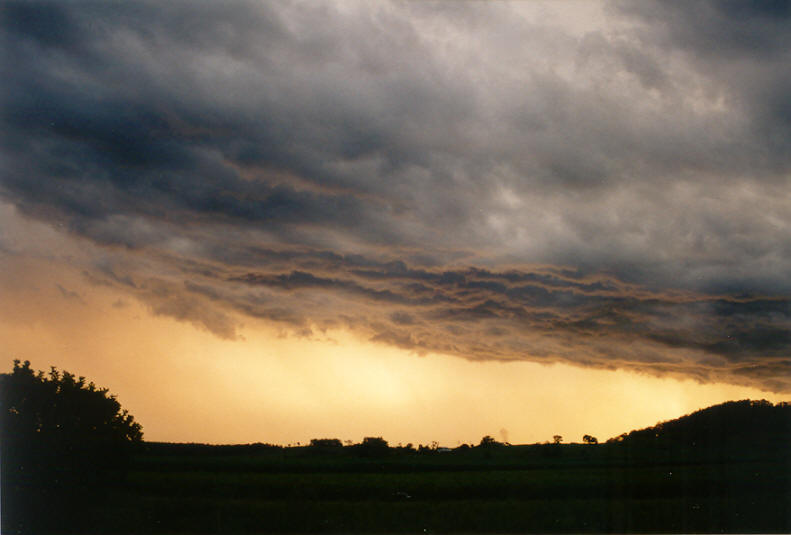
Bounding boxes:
75 442 791 533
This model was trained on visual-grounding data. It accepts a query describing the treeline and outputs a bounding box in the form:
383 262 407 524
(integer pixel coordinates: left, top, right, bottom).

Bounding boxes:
143 435 491 458
143 434 550 459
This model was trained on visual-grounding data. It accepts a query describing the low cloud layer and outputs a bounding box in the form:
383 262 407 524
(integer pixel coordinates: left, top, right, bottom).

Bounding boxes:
1 1 789 391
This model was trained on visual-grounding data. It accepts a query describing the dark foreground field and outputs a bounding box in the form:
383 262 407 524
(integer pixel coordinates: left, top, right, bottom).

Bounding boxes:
75 440 790 534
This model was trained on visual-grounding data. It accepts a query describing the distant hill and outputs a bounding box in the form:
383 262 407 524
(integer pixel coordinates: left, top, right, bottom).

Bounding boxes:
608 399 791 455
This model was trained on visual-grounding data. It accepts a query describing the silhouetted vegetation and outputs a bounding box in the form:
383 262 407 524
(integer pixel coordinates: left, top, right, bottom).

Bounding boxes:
478 434 502 447
607 399 791 463
309 438 343 448
609 399 791 445
582 434 598 444
355 436 390 457
0 360 142 534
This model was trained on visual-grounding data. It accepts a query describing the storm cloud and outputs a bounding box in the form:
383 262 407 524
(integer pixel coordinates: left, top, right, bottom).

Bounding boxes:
1 1 789 391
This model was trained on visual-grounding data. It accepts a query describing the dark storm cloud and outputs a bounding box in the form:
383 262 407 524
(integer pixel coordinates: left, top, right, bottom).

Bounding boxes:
2 1 790 391
78 245 791 390
614 0 791 164
617 1 791 57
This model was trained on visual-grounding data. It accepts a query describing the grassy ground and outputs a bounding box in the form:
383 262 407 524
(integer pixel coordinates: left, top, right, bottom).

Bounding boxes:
72 443 791 533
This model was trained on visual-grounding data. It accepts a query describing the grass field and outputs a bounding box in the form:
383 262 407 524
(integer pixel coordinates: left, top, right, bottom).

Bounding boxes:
73 442 791 533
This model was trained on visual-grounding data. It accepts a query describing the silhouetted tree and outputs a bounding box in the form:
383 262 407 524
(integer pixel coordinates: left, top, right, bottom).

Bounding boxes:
552 435 563 444
356 436 390 457
582 434 598 444
479 435 499 447
0 360 143 533
309 438 343 448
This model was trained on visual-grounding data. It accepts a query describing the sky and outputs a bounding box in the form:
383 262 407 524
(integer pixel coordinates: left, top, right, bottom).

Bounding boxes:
1 0 789 445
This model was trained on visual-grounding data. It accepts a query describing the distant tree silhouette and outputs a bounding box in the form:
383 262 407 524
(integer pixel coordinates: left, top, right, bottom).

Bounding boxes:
582 434 598 444
552 435 563 444
479 435 499 447
310 438 343 448
356 436 389 457
0 360 143 533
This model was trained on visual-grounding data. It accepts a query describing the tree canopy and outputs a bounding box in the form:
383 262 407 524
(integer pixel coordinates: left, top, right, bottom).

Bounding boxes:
1 360 142 444
1 359 143 533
